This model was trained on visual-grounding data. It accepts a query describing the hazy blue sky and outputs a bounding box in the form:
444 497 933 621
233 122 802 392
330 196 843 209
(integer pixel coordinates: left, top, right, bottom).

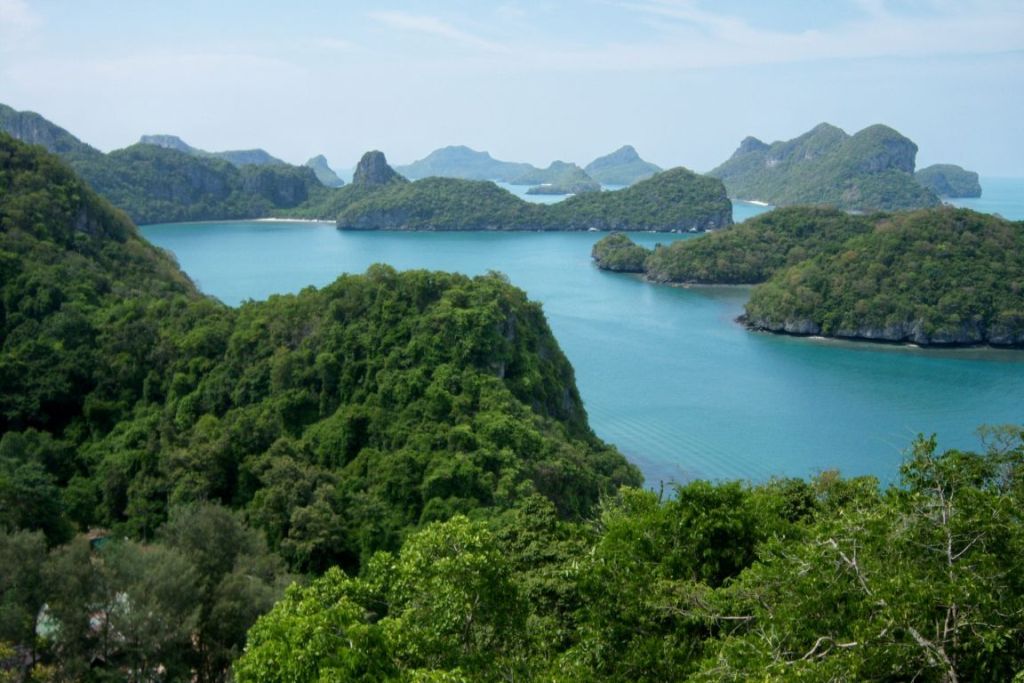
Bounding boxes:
1 0 1022 175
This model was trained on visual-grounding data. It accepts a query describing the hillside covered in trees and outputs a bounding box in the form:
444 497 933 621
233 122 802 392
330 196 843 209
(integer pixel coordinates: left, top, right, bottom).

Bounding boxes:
0 133 638 679
744 208 1024 345
0 103 331 224
708 123 942 211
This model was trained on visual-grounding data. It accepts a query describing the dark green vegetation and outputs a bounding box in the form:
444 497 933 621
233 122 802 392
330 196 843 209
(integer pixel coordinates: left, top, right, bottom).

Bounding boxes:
643 206 876 284
0 133 638 680
1 103 331 224
139 134 288 167
235 429 1024 682
592 207 875 283
585 145 662 185
304 154 346 187
4 122 1024 682
291 152 732 231
512 161 601 195
590 232 649 272
596 206 1024 347
745 208 1024 345
396 145 536 182
916 163 982 198
709 123 942 211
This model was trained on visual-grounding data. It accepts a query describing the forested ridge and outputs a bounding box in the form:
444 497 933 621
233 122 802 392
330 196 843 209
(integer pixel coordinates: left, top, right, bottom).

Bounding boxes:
2 134 1024 682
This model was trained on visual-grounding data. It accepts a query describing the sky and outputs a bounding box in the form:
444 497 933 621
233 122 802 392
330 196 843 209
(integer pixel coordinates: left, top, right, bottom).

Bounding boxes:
1 0 1022 176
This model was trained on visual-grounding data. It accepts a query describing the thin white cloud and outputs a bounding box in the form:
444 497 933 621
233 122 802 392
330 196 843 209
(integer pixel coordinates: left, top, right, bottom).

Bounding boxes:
368 10 508 53
0 0 40 51
603 0 1024 70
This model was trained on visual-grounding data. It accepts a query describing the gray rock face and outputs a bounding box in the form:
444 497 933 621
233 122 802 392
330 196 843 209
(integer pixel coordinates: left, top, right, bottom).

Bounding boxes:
352 151 407 188
915 164 982 198
748 316 1024 347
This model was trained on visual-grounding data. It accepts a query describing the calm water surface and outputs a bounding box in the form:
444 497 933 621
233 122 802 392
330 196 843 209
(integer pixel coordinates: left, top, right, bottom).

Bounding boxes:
142 214 1024 487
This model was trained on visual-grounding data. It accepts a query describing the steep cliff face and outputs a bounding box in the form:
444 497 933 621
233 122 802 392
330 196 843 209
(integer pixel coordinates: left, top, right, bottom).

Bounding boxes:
351 150 408 188
0 103 103 161
709 122 940 211
915 164 982 198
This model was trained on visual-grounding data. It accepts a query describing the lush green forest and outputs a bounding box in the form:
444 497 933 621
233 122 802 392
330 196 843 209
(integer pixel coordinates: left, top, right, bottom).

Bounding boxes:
234 429 1024 682
3 133 1024 681
745 207 1024 345
708 123 942 211
0 133 636 680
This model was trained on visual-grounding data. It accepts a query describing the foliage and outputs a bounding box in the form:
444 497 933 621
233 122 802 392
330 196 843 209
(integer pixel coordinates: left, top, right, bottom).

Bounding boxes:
641 206 876 283
301 165 732 232
709 122 941 211
0 132 638 678
745 207 1024 345
590 232 649 273
237 429 1024 681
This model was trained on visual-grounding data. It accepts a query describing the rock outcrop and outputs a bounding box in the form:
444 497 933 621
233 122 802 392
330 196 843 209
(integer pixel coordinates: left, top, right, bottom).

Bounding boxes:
351 150 408 189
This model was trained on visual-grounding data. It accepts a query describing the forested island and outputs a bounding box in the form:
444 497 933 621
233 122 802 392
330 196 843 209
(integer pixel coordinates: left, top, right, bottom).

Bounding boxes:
708 123 942 211
291 151 733 232
3 132 1024 681
593 206 1024 346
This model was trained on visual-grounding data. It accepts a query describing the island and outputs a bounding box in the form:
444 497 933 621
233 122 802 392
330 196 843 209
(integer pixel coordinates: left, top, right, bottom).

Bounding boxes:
743 207 1023 345
512 161 601 195
915 163 982 198
593 206 1024 347
292 151 733 232
585 144 662 185
396 144 537 181
708 122 942 211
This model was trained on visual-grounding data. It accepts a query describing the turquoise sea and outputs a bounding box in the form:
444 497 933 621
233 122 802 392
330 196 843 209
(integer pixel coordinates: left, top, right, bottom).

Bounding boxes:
142 180 1024 487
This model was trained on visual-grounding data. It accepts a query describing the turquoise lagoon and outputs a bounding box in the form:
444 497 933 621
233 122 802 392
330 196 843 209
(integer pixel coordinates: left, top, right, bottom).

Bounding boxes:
142 182 1024 487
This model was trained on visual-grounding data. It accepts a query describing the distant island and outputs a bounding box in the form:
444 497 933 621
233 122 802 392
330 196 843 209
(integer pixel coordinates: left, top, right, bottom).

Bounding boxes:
515 161 601 195
288 151 732 232
139 134 287 167
915 163 982 198
396 143 661 188
396 145 536 182
0 103 331 224
593 206 1024 347
708 123 942 212
585 145 662 185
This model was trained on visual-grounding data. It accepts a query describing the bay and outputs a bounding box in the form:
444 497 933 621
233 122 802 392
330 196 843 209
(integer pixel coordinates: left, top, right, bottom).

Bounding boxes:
142 215 1024 487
